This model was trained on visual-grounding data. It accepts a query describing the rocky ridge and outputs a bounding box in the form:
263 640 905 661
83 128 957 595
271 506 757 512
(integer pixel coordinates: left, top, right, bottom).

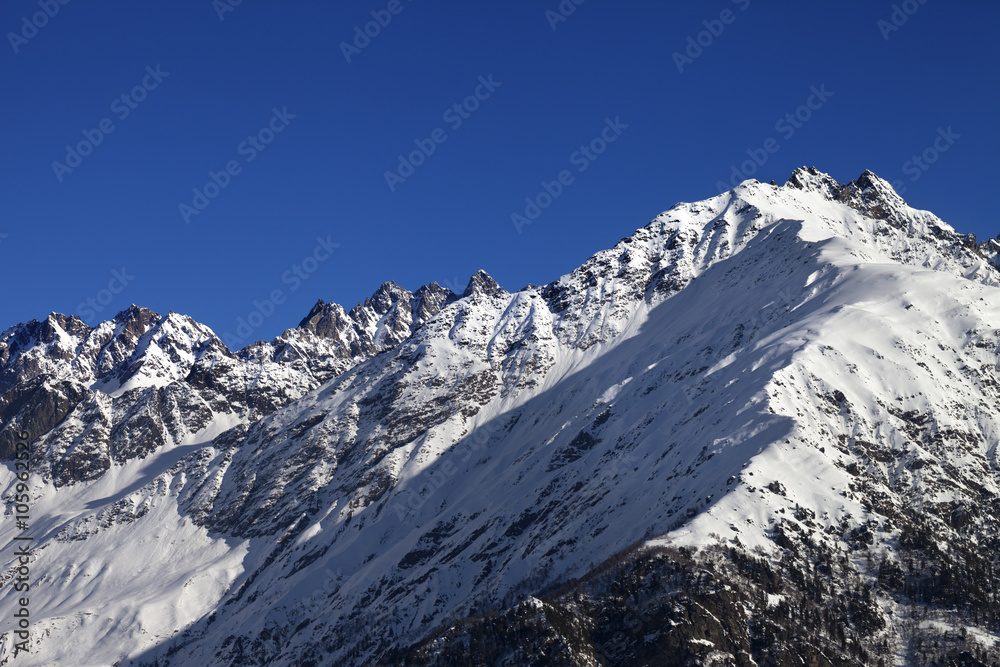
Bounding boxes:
0 168 997 666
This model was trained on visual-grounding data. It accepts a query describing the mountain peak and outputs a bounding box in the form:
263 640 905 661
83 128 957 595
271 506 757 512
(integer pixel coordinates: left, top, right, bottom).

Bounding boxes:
412 282 457 324
783 167 917 224
297 299 328 330
109 304 160 346
784 166 841 197
281 280 456 363
842 169 907 215
854 168 893 196
462 269 505 298
784 167 901 201
113 303 156 320
41 312 90 341
365 280 411 314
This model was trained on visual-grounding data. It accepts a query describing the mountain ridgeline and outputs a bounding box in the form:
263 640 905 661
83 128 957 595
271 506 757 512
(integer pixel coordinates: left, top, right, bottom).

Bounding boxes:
1 168 998 666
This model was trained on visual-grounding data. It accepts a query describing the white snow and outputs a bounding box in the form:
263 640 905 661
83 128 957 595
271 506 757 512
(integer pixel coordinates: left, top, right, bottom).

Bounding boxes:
1 169 997 664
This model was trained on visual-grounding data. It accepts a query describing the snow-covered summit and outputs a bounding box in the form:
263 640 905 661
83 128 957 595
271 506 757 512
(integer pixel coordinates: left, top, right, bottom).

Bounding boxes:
0 305 224 400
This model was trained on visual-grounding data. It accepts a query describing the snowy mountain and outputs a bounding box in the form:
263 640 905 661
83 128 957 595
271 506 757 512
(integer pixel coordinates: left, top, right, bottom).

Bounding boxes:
1 168 998 666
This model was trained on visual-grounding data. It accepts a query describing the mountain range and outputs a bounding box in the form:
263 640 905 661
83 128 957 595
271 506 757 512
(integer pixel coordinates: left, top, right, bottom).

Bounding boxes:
1 167 999 666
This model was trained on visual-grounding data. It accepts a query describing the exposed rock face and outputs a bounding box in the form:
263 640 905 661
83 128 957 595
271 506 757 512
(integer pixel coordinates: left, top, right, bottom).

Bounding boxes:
0 276 470 484
0 376 88 460
0 169 997 666
291 280 458 361
462 269 506 299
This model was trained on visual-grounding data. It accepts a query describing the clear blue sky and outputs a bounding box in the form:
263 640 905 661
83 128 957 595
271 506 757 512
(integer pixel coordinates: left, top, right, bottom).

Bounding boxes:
1 0 997 345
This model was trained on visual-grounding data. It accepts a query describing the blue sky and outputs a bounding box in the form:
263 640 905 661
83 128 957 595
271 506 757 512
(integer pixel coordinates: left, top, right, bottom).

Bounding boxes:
1 0 997 345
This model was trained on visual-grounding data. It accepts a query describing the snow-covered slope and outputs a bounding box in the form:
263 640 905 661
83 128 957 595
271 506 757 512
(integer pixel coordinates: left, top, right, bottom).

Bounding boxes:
1 168 998 666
